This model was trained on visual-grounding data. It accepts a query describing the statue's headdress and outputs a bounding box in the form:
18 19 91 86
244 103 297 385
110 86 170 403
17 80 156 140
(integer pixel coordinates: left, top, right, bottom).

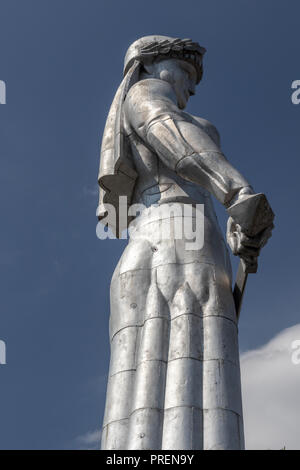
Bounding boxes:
97 35 206 236
124 36 206 83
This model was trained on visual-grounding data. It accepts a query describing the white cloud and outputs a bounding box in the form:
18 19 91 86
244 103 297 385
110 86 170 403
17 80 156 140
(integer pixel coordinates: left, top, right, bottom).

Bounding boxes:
241 324 300 450
76 428 101 450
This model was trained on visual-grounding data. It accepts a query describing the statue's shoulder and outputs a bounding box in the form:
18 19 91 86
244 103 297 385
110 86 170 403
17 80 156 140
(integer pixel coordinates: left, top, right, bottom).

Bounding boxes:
124 79 179 132
190 115 221 147
126 79 177 105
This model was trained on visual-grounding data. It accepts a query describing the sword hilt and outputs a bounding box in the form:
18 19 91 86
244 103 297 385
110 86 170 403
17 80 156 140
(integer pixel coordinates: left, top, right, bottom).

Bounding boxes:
228 193 275 319
227 192 274 237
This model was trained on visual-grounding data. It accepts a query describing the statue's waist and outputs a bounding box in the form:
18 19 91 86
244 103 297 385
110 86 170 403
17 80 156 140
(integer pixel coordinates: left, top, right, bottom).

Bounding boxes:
132 180 209 207
130 189 224 240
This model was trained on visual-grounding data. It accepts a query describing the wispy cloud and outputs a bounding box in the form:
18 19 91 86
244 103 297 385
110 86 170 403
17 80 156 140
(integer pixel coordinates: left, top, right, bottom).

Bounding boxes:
241 324 300 449
82 185 99 198
75 428 101 450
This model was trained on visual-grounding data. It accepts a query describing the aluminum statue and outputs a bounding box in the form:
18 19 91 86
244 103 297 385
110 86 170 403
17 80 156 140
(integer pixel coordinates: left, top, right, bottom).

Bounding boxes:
97 35 274 450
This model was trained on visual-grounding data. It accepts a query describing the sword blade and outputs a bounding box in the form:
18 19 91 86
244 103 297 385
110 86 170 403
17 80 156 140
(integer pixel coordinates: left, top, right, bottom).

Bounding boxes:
233 260 248 321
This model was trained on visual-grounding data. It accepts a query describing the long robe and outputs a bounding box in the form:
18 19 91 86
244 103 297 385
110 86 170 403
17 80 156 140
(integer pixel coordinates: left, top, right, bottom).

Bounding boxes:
100 78 245 450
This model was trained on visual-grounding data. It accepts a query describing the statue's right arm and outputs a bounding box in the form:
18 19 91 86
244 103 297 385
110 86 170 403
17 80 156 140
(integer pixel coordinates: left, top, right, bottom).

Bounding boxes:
124 79 251 207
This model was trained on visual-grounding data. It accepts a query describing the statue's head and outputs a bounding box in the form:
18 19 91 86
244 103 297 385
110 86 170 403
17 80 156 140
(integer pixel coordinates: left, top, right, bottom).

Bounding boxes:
97 36 206 233
124 35 206 109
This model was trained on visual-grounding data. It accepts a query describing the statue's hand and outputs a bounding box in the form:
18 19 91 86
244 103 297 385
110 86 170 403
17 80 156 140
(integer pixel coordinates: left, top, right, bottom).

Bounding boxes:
226 217 273 272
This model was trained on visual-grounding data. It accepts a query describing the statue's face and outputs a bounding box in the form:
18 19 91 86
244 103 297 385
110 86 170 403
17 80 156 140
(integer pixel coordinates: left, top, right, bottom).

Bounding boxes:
150 58 197 109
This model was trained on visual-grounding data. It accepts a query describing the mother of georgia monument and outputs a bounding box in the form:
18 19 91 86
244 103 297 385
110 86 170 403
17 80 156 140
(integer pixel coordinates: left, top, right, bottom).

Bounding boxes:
96 35 274 450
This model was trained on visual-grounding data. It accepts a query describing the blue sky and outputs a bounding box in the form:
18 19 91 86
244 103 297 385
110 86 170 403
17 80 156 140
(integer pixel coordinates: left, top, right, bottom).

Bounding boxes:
0 0 299 449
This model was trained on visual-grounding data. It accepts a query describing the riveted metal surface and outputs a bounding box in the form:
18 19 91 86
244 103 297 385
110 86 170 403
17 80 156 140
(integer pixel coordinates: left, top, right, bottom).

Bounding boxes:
203 408 243 450
203 359 243 416
162 406 203 450
103 370 136 427
137 318 170 364
127 408 164 450
164 358 203 409
102 419 129 450
203 315 239 364
131 360 167 410
168 314 203 361
109 326 140 376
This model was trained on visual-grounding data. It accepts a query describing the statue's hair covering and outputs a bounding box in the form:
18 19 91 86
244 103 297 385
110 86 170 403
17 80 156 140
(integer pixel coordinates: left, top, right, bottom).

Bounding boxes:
124 36 206 83
97 35 206 237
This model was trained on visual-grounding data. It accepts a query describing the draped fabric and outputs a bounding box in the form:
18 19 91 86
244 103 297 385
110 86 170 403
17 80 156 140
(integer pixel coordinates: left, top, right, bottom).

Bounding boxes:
96 61 140 237
101 203 244 450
